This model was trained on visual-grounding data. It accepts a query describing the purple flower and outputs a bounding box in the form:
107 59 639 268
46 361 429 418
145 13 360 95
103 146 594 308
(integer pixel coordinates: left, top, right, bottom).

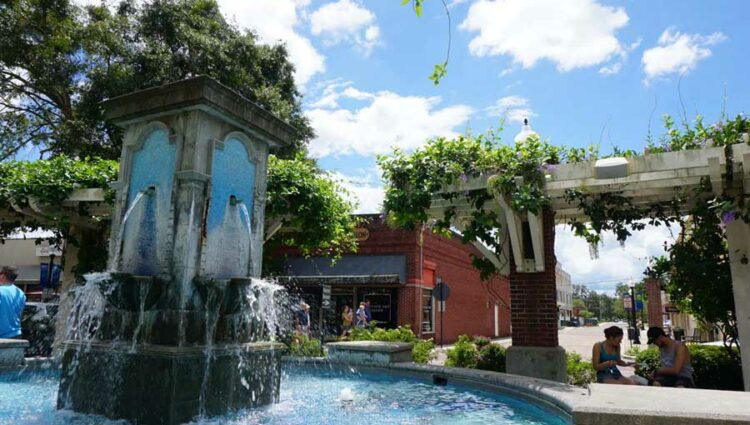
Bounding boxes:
546 164 558 172
459 173 468 183
714 122 724 131
721 211 736 226
664 145 672 152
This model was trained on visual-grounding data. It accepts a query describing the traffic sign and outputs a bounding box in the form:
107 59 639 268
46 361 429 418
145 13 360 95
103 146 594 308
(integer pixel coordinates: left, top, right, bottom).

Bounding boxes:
434 282 451 301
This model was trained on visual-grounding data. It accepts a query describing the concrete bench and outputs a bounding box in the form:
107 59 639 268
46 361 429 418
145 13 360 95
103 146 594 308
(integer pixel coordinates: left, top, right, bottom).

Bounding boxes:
0 339 29 367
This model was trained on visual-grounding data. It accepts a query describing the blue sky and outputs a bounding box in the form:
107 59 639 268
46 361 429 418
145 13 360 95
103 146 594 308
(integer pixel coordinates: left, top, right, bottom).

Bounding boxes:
72 0 748 292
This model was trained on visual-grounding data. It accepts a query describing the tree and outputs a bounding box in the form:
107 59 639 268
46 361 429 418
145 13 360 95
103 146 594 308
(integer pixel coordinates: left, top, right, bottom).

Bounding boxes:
647 201 738 353
0 0 312 160
0 0 357 276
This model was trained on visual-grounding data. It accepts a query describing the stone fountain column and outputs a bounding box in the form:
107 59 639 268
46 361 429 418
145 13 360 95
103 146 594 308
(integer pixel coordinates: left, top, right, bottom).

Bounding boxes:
57 77 294 424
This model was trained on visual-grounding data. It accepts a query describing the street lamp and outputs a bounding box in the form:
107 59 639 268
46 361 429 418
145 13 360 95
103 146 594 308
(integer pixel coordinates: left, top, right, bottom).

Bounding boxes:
630 285 641 344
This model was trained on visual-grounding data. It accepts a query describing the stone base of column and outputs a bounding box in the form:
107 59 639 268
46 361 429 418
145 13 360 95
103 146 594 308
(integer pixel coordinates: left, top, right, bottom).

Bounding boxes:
506 346 567 383
58 341 284 425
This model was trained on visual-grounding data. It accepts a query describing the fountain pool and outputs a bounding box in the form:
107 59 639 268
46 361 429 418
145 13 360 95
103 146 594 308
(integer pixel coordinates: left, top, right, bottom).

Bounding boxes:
0 364 569 425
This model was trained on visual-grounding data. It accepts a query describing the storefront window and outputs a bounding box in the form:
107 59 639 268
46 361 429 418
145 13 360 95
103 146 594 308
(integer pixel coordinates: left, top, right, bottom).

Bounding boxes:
422 289 434 333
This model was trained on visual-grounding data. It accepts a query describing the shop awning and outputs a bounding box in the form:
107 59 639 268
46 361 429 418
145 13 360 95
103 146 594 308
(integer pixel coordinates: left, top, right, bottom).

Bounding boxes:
275 274 401 286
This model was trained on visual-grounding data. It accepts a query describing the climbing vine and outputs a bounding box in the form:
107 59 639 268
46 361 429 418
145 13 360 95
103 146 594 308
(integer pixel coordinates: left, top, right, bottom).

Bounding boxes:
379 113 749 353
0 154 358 275
378 128 593 278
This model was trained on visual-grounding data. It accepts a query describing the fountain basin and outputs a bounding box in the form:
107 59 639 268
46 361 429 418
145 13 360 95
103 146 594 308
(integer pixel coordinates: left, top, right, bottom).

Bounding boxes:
5 361 571 425
58 341 285 425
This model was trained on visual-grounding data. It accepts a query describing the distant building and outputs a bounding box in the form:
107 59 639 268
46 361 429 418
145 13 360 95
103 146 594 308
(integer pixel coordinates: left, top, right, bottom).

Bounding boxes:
275 214 511 343
556 263 573 323
0 231 63 301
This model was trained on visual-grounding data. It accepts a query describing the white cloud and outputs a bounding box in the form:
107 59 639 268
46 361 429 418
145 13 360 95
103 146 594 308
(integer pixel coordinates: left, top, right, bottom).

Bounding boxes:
460 0 630 72
555 222 676 294
641 28 726 83
598 62 622 75
216 0 325 85
310 0 381 55
330 171 385 214
306 83 473 157
485 95 535 124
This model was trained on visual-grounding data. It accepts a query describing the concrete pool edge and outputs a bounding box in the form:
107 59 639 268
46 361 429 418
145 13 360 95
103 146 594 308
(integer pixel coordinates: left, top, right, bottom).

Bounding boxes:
7 356 750 424
283 356 750 425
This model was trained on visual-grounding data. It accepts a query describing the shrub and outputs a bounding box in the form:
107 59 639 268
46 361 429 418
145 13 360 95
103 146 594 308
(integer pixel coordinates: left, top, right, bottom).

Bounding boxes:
287 334 324 357
412 339 436 364
635 345 743 390
445 335 478 368
472 335 491 350
566 352 595 387
348 325 428 362
349 325 417 343
634 347 661 379
625 345 643 357
476 343 506 372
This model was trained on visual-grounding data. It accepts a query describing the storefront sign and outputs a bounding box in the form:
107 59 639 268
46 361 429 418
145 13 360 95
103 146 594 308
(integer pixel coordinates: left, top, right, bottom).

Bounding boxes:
354 228 370 241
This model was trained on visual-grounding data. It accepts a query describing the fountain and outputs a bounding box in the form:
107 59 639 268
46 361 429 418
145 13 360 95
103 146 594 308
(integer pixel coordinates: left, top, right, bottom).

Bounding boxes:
57 77 295 425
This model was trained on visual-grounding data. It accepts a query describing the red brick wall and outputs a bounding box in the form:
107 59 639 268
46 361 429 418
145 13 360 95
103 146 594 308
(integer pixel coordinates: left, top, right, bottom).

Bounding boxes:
418 225 512 343
645 278 664 328
278 215 511 344
508 209 558 347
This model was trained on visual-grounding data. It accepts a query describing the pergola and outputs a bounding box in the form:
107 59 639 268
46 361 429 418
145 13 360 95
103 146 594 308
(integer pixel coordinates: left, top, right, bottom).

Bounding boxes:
428 140 750 388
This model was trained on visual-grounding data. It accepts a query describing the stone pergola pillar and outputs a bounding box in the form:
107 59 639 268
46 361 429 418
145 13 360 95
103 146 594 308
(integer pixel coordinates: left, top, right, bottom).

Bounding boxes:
505 208 566 382
726 218 750 391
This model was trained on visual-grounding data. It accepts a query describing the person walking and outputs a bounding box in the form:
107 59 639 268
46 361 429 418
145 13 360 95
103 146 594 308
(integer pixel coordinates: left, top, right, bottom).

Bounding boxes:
355 302 367 328
340 305 353 337
295 302 311 337
0 266 26 339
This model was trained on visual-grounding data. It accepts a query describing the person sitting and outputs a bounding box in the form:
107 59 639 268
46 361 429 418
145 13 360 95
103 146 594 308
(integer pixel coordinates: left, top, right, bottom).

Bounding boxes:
646 326 695 388
592 326 636 385
0 266 26 339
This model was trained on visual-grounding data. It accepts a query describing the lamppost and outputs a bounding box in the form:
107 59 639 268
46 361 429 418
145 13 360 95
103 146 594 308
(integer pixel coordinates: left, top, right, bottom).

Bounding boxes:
630 285 641 344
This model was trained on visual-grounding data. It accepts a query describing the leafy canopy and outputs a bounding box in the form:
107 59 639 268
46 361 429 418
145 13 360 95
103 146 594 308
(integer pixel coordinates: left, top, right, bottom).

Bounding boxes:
0 0 312 160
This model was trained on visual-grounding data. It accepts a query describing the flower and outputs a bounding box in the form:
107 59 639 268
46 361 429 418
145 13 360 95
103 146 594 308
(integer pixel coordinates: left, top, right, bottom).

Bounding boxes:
459 173 468 183
721 211 736 226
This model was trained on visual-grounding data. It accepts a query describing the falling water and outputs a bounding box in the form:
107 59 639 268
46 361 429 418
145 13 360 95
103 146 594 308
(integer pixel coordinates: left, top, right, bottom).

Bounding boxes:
198 289 223 417
59 273 116 408
178 193 197 346
129 283 148 353
110 192 146 270
238 203 253 243
204 200 249 279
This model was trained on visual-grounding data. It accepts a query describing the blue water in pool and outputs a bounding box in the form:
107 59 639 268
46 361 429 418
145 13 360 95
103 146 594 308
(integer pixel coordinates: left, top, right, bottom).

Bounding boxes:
0 366 569 425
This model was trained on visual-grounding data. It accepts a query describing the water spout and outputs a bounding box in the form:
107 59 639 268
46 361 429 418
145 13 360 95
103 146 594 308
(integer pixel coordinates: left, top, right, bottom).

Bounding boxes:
110 191 146 270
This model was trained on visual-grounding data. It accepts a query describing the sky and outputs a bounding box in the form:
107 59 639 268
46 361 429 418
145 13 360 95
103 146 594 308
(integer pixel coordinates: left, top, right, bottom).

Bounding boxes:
69 0 748 293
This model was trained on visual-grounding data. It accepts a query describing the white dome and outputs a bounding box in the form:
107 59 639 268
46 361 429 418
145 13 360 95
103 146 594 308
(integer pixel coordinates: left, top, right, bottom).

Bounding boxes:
514 118 538 143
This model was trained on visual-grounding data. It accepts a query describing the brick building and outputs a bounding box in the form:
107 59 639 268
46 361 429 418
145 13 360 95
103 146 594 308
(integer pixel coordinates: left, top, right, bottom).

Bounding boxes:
275 215 511 344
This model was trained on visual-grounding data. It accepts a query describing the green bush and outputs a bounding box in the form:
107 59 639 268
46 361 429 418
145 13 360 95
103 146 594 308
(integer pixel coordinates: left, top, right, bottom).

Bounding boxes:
287 334 324 357
634 347 661 380
412 339 436 364
348 325 430 363
349 325 417 343
446 335 478 368
472 335 491 350
635 345 743 390
476 343 506 372
566 352 596 387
